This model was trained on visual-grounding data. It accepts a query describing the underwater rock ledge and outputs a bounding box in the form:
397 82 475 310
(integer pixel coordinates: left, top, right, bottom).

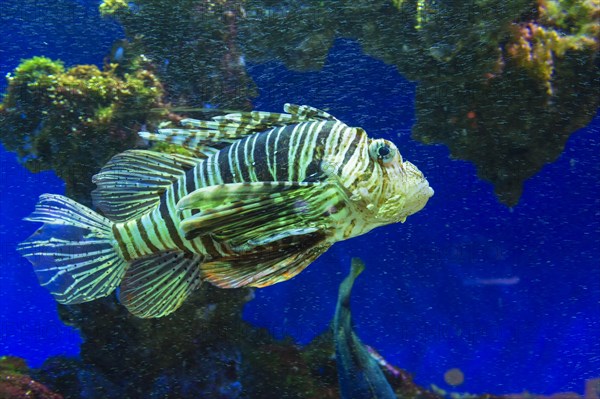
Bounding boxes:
236 0 599 205
2 1 597 206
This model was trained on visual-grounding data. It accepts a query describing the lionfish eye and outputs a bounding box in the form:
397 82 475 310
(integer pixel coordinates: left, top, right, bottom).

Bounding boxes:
377 146 390 158
369 139 396 165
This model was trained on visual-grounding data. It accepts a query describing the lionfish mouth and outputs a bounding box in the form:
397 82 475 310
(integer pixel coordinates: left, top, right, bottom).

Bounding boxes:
406 180 434 215
375 178 434 223
416 181 434 199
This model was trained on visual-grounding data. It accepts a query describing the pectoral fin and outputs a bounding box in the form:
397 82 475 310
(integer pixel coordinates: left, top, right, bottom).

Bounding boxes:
177 181 340 242
230 227 319 252
177 181 317 210
202 232 330 288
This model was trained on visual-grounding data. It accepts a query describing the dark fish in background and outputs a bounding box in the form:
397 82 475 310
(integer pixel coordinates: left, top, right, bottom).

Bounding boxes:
334 258 396 399
463 276 520 286
18 105 433 318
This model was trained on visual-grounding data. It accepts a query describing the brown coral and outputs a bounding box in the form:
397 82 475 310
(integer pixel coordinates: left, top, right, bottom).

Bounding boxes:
0 356 63 399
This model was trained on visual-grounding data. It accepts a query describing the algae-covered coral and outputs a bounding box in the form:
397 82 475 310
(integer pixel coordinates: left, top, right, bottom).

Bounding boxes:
506 0 599 96
409 0 599 205
99 0 257 110
0 56 164 202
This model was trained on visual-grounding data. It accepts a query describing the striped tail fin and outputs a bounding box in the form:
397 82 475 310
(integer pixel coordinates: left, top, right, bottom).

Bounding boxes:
17 194 127 304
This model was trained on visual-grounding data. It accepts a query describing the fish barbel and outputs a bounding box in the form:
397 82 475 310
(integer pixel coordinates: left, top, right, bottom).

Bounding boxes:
18 104 433 318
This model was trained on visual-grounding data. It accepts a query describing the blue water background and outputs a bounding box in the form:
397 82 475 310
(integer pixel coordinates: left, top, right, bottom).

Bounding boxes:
1 0 598 394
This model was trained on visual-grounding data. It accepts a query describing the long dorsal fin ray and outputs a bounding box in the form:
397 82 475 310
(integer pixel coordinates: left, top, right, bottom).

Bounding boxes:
138 104 340 153
282 103 339 121
119 250 203 318
92 150 202 222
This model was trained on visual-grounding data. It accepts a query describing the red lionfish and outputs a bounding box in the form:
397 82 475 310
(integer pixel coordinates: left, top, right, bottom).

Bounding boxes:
18 104 434 318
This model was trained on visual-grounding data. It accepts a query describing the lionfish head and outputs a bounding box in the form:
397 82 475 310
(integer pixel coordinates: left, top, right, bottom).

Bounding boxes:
361 138 434 225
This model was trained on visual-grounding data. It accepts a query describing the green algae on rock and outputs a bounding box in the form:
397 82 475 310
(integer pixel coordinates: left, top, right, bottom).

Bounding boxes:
0 56 165 203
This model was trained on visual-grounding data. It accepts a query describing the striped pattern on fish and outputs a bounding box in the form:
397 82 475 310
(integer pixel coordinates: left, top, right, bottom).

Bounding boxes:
113 120 370 261
18 104 434 318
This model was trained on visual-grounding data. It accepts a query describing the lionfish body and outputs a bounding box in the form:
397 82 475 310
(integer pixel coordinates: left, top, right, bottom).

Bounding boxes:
18 105 433 318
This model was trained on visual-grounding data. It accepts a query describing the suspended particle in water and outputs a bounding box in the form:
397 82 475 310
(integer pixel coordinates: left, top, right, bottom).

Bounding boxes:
444 367 464 386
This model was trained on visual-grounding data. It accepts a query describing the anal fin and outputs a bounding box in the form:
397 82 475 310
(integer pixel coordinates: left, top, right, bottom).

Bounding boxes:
119 250 203 318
